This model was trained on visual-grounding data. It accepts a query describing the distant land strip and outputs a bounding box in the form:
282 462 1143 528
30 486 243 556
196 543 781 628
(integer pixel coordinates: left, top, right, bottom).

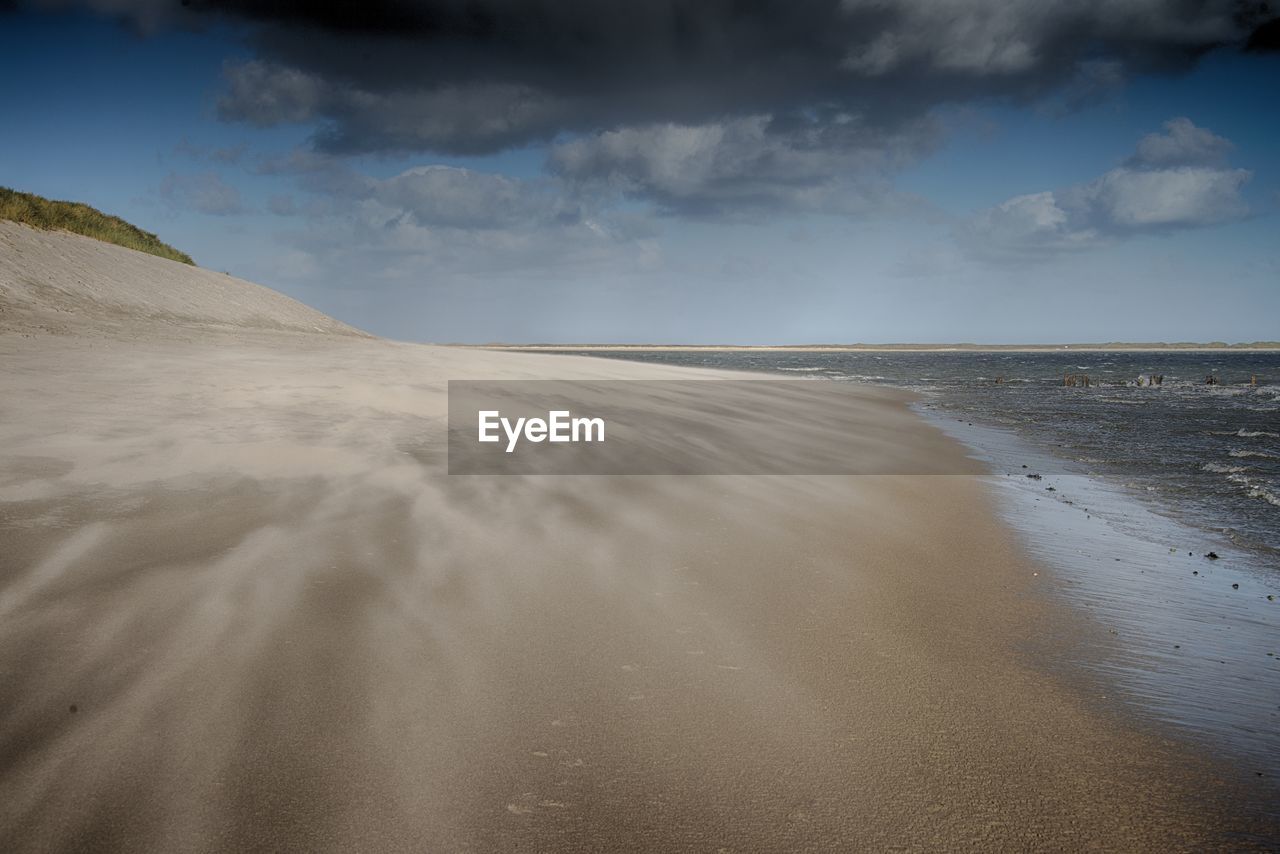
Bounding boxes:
468 342 1280 351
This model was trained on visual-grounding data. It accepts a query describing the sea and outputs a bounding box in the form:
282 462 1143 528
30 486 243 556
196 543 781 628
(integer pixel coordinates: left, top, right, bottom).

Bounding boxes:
550 348 1280 772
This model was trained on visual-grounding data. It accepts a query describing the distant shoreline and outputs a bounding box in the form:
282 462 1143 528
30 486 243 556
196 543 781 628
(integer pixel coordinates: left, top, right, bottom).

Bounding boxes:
464 343 1280 352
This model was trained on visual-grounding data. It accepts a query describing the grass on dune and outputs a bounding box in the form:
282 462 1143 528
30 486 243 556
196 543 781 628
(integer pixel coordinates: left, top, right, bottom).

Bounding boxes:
0 186 194 265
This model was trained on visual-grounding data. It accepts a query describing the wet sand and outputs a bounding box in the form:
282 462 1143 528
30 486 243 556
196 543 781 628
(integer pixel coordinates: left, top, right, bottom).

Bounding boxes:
1 225 1277 850
928 415 1280 777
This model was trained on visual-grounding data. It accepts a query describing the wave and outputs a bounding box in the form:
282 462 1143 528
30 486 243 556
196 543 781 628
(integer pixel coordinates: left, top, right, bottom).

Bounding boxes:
1229 449 1280 459
1248 486 1280 508
1207 428 1278 438
1226 473 1280 507
1231 473 1280 505
1202 463 1248 474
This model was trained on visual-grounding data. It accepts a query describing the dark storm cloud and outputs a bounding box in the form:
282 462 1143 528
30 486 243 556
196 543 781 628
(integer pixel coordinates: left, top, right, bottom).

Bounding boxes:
17 1 1274 223
221 0 1277 156
25 1 1279 156
1245 15 1280 49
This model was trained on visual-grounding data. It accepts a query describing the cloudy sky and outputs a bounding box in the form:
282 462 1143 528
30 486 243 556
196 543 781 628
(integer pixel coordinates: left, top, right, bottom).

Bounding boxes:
2 1 1277 343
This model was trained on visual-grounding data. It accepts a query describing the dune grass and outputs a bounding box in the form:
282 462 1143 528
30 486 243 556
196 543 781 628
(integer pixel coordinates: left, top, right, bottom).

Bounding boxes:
0 186 194 265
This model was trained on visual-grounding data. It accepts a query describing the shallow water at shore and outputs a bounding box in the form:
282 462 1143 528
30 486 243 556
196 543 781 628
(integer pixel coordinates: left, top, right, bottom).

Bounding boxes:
926 413 1280 777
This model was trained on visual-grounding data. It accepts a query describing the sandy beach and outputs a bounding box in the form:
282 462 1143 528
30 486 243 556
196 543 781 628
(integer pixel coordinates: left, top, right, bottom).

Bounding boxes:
2 225 1276 851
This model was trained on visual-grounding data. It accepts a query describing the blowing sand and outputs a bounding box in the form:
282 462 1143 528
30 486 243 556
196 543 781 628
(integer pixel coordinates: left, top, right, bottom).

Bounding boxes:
1 225 1276 851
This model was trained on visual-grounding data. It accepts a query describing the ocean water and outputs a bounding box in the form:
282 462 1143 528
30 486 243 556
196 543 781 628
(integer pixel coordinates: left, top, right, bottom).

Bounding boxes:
561 350 1280 564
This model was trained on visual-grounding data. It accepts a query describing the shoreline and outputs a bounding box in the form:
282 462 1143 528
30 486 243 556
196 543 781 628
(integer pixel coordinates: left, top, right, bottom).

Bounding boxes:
921 406 1280 777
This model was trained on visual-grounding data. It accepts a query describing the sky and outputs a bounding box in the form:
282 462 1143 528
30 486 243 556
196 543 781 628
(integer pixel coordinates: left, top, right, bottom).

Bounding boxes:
1 1 1278 344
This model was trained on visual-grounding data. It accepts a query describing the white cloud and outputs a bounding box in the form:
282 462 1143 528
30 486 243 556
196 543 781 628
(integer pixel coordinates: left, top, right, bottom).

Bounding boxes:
961 118 1250 261
255 158 662 290
158 171 246 216
1070 165 1250 228
549 114 937 218
961 191 1100 258
371 166 570 230
1129 117 1234 167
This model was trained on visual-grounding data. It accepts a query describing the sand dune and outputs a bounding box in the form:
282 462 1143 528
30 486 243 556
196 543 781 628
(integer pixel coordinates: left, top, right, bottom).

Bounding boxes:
1 226 1275 850
0 221 365 339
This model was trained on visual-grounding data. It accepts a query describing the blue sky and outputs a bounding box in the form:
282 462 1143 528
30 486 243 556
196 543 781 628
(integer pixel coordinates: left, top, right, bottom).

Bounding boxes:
2 4 1277 343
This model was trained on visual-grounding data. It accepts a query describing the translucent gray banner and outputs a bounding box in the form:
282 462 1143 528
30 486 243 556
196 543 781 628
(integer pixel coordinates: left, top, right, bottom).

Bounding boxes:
447 380 982 475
